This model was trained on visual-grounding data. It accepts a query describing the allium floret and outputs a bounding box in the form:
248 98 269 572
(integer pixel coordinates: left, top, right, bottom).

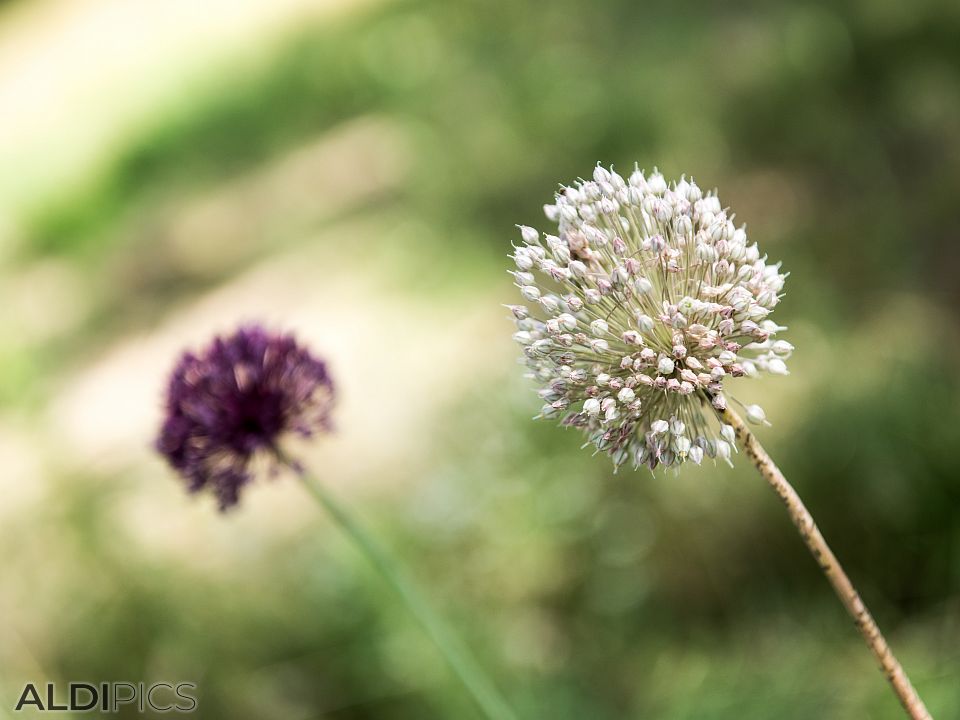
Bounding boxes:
156 325 334 509
509 165 790 470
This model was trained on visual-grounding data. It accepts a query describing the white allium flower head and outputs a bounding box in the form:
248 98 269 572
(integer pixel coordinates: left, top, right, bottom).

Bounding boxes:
509 164 790 470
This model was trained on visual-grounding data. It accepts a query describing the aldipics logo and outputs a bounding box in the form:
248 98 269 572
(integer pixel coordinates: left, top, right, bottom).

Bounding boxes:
13 682 197 713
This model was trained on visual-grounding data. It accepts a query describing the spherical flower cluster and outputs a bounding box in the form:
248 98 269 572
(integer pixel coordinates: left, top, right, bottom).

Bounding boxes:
508 165 791 470
156 325 335 509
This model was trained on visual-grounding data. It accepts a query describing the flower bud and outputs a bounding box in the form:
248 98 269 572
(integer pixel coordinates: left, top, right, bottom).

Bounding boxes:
518 225 539 244
521 285 541 301
720 424 736 445
745 404 768 425
514 248 534 270
716 439 733 467
590 319 609 336
634 277 653 295
767 358 789 375
647 171 667 195
689 445 704 464
657 357 675 375
540 295 560 313
635 313 655 333
583 398 601 417
772 340 794 356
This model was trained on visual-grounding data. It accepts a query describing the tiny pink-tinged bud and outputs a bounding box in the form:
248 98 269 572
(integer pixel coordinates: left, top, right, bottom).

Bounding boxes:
680 369 699 384
666 378 681 392
711 393 727 410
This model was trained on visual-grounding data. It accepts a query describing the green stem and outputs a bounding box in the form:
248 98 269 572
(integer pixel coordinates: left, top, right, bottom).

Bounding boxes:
294 464 518 720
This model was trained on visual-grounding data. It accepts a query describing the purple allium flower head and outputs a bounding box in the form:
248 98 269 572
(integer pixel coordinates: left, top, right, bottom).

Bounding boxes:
156 325 334 510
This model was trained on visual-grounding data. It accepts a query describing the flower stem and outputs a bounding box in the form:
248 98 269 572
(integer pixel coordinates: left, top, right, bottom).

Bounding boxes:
293 464 519 720
717 406 932 720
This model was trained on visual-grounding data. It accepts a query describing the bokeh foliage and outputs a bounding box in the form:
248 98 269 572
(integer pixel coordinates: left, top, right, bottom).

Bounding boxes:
1 0 958 718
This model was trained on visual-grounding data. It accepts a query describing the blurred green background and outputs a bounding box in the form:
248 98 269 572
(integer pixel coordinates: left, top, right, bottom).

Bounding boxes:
0 0 958 717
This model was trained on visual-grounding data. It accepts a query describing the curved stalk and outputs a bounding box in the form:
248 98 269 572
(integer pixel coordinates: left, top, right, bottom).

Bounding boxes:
291 462 518 720
717 405 931 720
